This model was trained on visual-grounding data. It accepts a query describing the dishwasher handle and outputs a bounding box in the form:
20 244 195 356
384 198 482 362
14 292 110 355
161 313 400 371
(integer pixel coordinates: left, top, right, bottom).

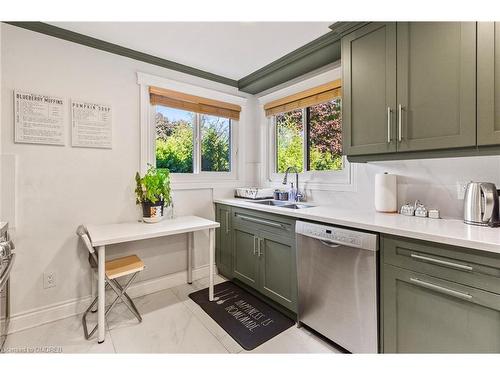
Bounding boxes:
319 240 341 248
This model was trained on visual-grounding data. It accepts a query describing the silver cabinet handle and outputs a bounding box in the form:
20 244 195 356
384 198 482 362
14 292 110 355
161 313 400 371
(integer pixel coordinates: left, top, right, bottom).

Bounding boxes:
410 277 472 300
253 236 258 256
225 211 230 234
258 238 263 257
410 253 473 271
398 104 403 142
235 213 285 229
387 107 392 143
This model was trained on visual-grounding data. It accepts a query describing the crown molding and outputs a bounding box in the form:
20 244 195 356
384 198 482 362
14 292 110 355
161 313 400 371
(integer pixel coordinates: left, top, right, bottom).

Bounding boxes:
4 21 367 95
237 22 367 94
4 21 239 88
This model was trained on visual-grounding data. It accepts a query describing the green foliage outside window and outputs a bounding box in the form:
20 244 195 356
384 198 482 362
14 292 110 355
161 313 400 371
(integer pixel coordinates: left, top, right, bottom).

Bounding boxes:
156 121 194 173
276 109 304 173
201 115 230 172
276 98 342 173
155 107 231 173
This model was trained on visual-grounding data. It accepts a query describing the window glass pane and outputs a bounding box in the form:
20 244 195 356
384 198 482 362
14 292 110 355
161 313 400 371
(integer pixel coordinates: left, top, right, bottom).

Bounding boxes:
200 114 231 172
276 109 304 173
308 98 342 171
155 105 194 173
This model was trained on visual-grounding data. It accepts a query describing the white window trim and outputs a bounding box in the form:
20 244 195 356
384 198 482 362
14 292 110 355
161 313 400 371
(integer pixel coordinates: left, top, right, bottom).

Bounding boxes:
137 72 247 189
257 67 356 192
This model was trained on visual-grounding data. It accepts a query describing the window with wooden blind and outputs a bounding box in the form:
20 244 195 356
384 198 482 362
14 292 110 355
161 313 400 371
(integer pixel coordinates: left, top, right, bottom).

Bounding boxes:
150 86 240 175
264 80 343 173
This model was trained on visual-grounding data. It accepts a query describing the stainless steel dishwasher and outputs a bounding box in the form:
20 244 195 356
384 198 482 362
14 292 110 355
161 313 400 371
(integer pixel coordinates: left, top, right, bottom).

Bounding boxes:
296 220 379 353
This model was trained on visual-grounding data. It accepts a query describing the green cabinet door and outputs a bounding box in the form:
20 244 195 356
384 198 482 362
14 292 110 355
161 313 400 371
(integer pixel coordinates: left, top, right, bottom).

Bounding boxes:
396 22 476 152
383 264 500 353
258 232 298 312
215 204 233 278
477 22 500 145
342 22 397 156
233 228 259 289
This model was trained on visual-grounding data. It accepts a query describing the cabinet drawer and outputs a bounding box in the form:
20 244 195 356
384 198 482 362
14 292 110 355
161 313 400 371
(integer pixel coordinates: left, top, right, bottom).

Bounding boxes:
232 207 294 237
383 263 500 353
382 235 500 294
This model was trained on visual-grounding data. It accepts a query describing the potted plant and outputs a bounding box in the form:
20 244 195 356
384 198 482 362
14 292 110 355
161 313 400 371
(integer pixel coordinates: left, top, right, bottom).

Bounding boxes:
135 165 172 223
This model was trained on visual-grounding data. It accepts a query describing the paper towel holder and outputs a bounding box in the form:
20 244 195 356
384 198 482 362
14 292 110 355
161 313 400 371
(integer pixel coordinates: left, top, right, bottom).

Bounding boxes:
374 172 398 213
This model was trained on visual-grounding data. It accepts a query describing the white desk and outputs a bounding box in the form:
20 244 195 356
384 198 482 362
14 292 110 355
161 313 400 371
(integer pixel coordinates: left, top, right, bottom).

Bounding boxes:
86 215 220 343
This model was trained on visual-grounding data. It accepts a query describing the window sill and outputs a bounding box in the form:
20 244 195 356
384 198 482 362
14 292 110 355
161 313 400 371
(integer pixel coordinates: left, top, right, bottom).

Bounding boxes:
267 178 356 192
266 163 356 192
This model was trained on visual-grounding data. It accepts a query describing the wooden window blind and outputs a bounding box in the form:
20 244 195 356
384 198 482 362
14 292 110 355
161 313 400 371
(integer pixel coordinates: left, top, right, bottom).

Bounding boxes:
264 80 342 117
149 86 241 120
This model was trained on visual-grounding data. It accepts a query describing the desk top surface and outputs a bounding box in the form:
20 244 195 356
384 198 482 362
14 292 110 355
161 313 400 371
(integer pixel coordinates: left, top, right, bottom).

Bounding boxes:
86 215 219 246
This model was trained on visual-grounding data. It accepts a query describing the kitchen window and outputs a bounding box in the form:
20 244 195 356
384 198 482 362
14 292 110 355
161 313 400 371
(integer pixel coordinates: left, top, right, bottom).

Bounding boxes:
263 78 352 190
149 85 239 177
274 98 342 173
154 106 232 174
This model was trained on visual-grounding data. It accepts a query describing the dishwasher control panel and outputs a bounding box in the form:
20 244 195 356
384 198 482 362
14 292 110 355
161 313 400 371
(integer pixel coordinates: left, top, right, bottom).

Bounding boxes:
295 221 378 251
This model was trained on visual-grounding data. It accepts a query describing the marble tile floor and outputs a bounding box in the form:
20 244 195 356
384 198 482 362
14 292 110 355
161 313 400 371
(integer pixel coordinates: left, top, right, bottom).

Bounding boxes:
3 275 340 354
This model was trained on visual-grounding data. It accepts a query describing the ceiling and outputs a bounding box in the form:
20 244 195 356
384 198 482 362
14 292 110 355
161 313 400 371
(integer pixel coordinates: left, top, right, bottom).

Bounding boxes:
49 22 332 80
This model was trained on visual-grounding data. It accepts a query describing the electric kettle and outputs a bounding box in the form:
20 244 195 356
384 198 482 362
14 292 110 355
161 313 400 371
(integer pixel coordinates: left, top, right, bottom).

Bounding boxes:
463 182 500 227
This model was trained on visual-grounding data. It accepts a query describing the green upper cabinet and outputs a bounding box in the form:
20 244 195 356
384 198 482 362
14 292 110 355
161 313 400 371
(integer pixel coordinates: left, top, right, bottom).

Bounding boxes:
343 22 478 159
478 22 500 145
396 22 476 152
342 22 397 155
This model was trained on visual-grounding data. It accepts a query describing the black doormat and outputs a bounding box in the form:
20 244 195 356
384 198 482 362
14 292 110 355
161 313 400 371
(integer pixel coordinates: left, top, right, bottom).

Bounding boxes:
189 281 295 351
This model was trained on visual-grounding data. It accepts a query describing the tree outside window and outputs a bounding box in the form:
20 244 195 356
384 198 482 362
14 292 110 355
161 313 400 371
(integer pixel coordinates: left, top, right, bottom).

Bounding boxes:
275 98 342 173
154 105 232 174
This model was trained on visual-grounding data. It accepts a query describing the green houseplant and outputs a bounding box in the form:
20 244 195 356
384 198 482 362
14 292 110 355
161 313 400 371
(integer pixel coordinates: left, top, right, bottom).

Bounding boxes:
135 165 172 223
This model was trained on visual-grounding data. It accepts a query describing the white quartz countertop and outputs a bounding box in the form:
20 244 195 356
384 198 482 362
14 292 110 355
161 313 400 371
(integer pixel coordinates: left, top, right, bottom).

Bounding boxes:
214 198 500 254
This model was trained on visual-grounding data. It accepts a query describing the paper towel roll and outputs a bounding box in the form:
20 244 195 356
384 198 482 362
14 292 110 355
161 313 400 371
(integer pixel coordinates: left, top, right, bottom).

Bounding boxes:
375 173 398 213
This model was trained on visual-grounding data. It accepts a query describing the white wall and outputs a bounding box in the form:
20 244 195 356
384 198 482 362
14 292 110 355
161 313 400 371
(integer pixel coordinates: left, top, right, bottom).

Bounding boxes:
0 24 256 320
257 65 500 219
306 157 500 219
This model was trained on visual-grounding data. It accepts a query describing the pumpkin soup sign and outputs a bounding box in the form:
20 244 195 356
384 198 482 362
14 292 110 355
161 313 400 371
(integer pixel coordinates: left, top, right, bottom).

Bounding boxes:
71 100 112 149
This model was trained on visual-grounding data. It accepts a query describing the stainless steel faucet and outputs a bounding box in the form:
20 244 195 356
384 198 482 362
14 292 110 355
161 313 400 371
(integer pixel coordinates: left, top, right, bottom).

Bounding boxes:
282 166 303 202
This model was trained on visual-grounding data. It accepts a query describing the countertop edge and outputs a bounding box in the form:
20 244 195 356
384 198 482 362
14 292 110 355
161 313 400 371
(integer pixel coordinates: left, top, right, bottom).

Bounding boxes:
213 198 500 255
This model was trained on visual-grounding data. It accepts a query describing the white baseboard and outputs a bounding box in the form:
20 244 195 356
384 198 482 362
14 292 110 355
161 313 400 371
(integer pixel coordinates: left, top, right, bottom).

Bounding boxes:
8 265 215 334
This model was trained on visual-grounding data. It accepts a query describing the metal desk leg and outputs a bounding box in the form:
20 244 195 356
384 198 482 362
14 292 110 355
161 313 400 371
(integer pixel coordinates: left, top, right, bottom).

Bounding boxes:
209 228 215 301
187 232 193 284
90 272 97 313
97 245 106 343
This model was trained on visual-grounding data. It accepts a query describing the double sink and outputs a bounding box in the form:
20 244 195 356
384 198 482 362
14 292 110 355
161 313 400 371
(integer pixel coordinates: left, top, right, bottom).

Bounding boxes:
251 199 313 210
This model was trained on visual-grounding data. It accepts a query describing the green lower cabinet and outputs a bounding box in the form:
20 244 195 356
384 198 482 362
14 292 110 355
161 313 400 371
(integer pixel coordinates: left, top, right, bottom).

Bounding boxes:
233 228 259 288
383 263 500 353
258 232 298 312
215 204 233 278
216 204 298 313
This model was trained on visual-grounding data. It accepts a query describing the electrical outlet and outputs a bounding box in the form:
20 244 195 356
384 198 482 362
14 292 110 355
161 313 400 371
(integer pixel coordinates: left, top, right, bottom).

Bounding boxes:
456 181 469 200
43 271 56 289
